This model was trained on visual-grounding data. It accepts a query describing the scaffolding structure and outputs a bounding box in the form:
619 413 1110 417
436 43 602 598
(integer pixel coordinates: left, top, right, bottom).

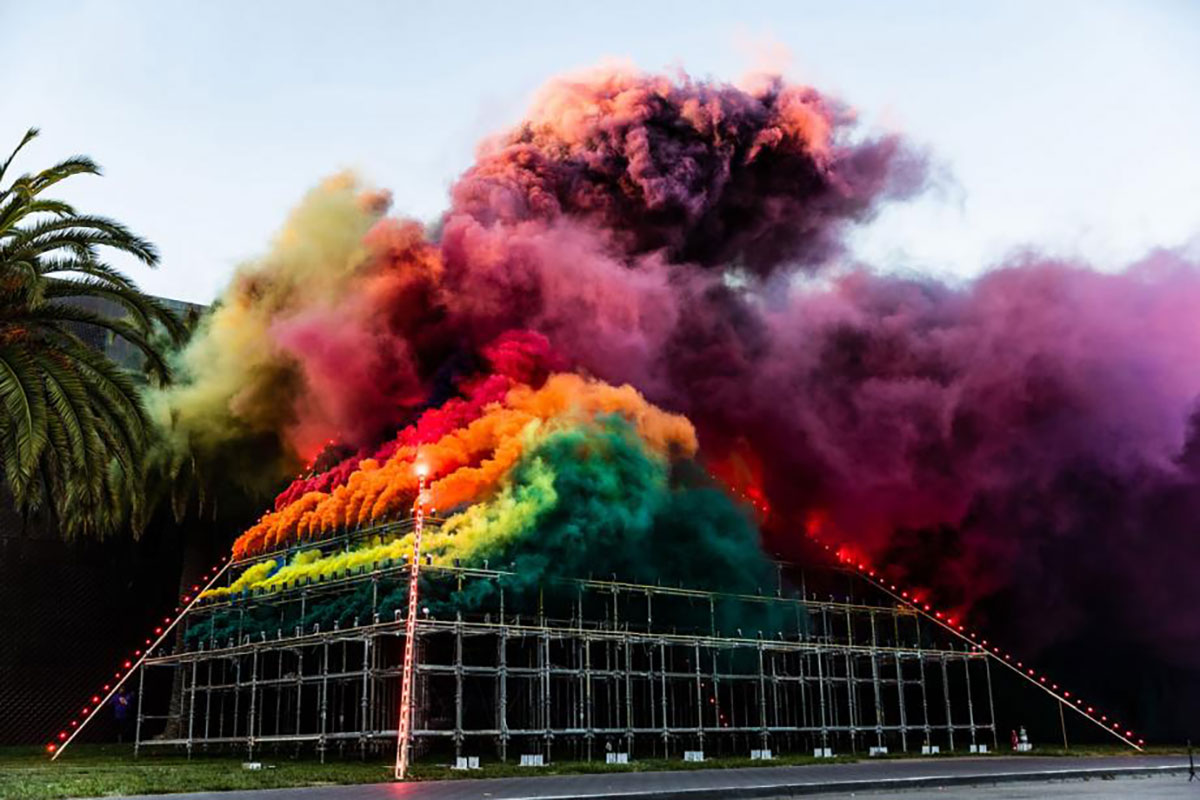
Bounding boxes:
133 520 997 764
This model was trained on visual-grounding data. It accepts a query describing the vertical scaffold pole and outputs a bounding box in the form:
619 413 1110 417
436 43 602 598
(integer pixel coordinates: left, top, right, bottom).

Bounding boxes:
895 652 909 752
394 466 428 781
940 655 954 751
134 665 146 758
187 660 198 759
984 656 999 752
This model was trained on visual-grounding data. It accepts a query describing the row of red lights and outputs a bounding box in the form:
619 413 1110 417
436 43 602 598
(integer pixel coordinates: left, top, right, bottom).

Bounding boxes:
724 482 770 516
803 527 1144 749
705 470 1143 749
47 557 230 756
53 436 342 755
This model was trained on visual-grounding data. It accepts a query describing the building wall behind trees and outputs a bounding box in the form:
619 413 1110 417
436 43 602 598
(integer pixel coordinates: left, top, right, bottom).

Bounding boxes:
0 295 206 746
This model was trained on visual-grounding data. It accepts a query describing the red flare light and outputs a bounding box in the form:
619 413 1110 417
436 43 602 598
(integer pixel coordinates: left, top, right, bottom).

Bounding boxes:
46 744 56 753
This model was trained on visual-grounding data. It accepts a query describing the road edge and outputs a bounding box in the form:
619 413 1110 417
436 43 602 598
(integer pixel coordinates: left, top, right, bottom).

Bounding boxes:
517 764 1188 800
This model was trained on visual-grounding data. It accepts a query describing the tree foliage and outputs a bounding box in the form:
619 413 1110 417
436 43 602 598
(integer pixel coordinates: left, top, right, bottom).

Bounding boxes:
0 127 184 537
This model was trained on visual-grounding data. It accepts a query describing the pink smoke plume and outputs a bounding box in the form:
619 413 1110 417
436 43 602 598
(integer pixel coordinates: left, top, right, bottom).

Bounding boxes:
427 67 1200 678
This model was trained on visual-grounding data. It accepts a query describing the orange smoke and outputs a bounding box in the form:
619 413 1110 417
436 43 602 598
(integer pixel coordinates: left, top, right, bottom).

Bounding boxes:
231 373 696 558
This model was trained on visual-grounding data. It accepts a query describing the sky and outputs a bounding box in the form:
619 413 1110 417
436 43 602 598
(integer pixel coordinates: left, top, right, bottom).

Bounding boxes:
3 0 1198 304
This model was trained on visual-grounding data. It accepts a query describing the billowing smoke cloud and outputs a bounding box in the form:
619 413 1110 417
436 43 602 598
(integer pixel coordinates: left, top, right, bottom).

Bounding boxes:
150 175 447 488
159 63 1200 710
436 66 924 395
746 254 1200 663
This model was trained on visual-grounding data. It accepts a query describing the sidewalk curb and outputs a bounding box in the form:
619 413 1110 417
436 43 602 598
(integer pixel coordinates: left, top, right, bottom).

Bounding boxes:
519 765 1188 799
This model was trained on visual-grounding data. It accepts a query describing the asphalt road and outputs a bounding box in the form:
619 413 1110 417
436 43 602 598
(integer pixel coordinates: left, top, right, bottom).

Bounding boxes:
115 755 1192 799
858 773 1196 798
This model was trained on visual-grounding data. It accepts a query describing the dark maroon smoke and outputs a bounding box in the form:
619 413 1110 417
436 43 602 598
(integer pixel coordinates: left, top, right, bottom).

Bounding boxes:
433 67 1200 684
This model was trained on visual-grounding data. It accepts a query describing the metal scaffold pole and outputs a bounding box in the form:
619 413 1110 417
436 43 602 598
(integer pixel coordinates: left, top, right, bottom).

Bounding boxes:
125 544 1101 763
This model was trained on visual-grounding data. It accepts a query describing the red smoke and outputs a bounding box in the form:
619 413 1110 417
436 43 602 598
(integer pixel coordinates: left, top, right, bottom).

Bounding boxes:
273 330 564 510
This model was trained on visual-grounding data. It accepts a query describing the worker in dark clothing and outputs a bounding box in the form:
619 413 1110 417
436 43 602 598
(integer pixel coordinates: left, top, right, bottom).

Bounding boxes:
113 690 135 743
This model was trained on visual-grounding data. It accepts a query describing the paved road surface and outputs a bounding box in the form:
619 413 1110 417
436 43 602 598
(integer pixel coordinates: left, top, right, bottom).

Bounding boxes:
115 755 1191 799
861 773 1194 798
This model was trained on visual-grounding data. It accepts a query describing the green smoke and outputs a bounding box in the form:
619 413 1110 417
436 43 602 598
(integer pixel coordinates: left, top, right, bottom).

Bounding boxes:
186 414 796 647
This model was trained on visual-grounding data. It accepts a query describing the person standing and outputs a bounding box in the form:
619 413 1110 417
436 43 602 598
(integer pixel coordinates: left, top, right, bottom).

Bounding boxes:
113 689 135 743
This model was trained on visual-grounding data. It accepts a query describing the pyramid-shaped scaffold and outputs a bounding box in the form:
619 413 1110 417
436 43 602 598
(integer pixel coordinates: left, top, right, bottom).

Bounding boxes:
130 517 1000 765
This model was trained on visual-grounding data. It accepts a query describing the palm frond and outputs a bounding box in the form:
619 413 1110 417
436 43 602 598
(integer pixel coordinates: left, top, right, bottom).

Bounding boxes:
0 126 180 539
0 340 49 500
31 301 173 381
0 197 77 236
0 128 39 186
0 213 159 265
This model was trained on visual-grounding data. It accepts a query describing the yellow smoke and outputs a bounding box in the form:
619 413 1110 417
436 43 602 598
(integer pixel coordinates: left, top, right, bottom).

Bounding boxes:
201 443 560 599
148 174 387 463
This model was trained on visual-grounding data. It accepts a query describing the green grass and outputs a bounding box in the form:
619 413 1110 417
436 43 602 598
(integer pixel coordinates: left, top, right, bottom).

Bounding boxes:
0 742 1184 800
0 745 390 800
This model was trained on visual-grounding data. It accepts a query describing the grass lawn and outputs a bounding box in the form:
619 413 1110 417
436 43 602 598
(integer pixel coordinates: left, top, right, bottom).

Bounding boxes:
0 742 1182 800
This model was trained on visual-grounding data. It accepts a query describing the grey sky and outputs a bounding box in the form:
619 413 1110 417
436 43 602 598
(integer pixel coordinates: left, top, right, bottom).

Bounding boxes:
4 0 1198 303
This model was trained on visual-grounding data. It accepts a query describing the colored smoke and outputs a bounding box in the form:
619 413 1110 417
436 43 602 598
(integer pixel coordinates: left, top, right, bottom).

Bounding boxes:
150 175 445 490
204 415 769 607
162 64 1200 690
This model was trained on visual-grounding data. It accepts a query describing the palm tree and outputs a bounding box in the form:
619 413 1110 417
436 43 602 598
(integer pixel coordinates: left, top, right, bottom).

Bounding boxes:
0 127 185 538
